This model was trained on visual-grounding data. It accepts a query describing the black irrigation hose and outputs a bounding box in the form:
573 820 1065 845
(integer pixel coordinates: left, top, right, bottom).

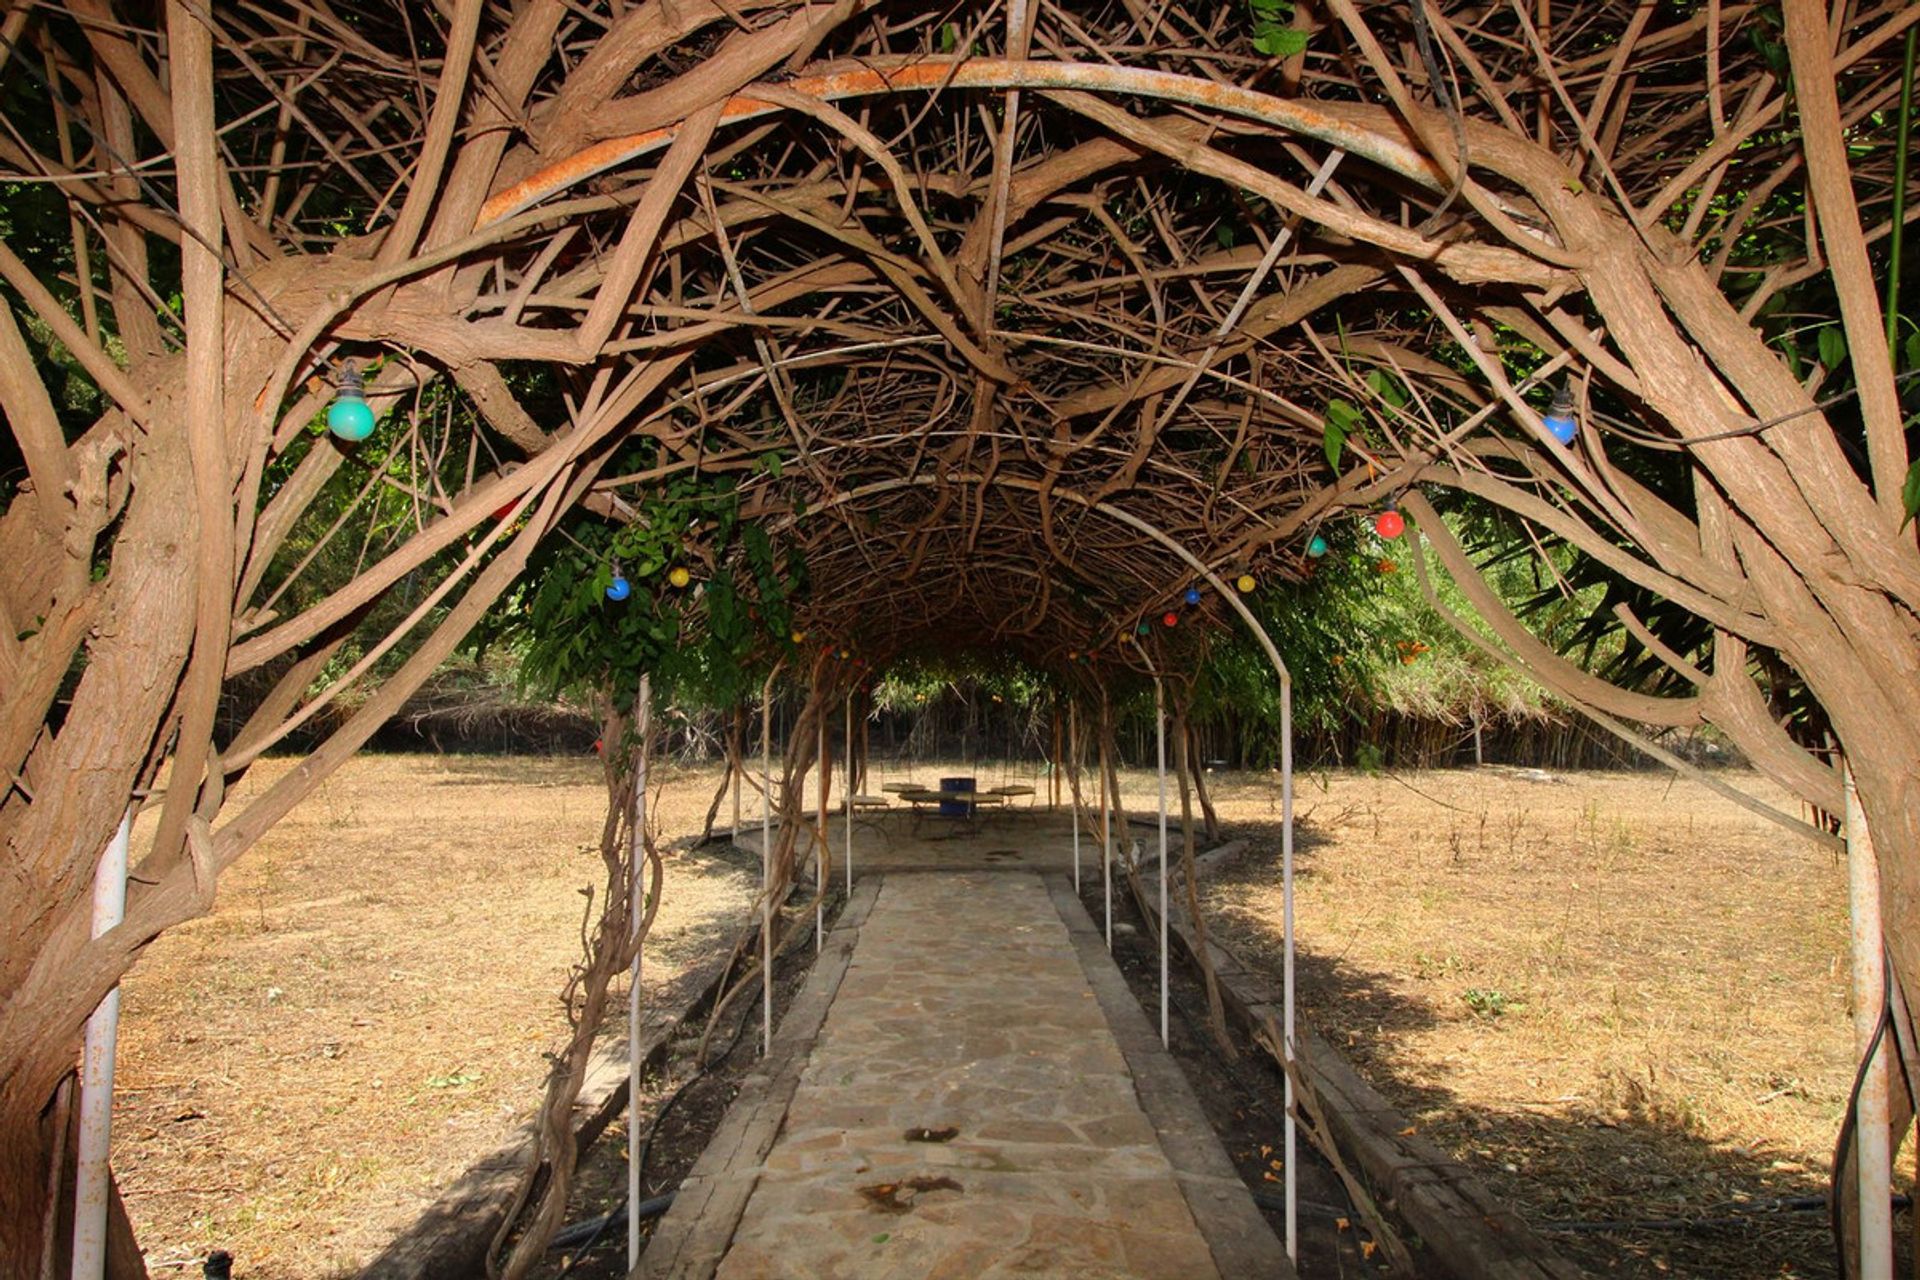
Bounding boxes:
547 1192 677 1252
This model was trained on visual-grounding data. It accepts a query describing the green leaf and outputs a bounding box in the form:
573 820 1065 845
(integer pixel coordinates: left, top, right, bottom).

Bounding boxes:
1904 332 1919 373
1902 457 1920 530
1253 24 1308 57
1323 397 1363 471
1365 369 1409 409
1817 325 1847 370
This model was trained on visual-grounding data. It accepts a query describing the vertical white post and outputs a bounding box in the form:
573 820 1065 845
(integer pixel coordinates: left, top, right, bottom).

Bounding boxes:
1154 677 1169 1048
730 719 742 843
1100 688 1112 950
1281 675 1298 1262
815 705 826 953
1069 700 1081 891
72 808 132 1280
852 694 860 898
1846 760 1892 1279
761 674 775 1057
628 675 650 1269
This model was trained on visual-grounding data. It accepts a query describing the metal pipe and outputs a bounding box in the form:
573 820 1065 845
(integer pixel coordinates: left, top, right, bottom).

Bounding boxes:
1154 677 1170 1048
1846 759 1892 1278
628 674 650 1270
1100 685 1113 950
1070 699 1081 892
761 667 777 1056
1282 672 1297 1262
815 699 826 953
730 722 742 844
852 690 860 890
71 808 132 1280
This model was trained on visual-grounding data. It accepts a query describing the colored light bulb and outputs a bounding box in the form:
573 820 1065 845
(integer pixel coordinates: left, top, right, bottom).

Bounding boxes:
1307 534 1329 557
1136 621 1151 635
1162 611 1178 627
606 574 631 601
1236 574 1256 593
668 566 691 588
326 363 376 442
1375 509 1405 539
1183 586 1202 605
1543 384 1578 445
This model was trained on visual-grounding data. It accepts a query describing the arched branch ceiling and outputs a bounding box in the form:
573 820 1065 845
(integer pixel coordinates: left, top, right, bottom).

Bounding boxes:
23 0 1915 681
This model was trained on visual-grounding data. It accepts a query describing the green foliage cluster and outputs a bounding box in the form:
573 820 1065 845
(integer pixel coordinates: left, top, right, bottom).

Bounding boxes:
480 468 805 709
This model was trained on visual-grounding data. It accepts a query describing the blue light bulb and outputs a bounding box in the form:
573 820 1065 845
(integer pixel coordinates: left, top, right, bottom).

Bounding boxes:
1543 384 1578 446
606 574 631 601
327 363 377 442
1183 586 1201 605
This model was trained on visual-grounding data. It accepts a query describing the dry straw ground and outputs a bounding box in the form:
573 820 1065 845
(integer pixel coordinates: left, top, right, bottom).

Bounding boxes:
112 754 758 1277
112 754 1881 1277
1195 765 1888 1276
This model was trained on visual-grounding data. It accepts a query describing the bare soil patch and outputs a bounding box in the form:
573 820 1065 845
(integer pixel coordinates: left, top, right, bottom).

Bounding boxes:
113 753 758 1278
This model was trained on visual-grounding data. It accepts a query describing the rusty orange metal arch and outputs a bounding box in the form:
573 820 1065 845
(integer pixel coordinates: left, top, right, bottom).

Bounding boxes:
477 57 1445 227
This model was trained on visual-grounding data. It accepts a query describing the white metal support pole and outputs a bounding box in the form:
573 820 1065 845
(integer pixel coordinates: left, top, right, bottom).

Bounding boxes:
1069 699 1080 892
1154 677 1169 1049
761 671 776 1057
852 690 860 890
71 808 132 1280
1845 759 1893 1279
1281 674 1298 1262
815 704 826 953
731 726 742 843
1100 687 1113 949
627 674 651 1270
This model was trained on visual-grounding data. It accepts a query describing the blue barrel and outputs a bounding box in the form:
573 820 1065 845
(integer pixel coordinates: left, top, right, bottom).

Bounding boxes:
939 776 976 817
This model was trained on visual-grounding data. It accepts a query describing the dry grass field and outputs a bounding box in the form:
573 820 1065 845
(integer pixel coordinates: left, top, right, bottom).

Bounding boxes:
110 752 1877 1278
1192 765 1879 1277
112 753 759 1277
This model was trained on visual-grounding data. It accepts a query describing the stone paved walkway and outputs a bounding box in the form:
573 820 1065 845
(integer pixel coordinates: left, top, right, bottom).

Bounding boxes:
644 871 1290 1279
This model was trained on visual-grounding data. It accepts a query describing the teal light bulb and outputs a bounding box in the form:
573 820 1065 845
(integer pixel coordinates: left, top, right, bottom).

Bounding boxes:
327 363 377 442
